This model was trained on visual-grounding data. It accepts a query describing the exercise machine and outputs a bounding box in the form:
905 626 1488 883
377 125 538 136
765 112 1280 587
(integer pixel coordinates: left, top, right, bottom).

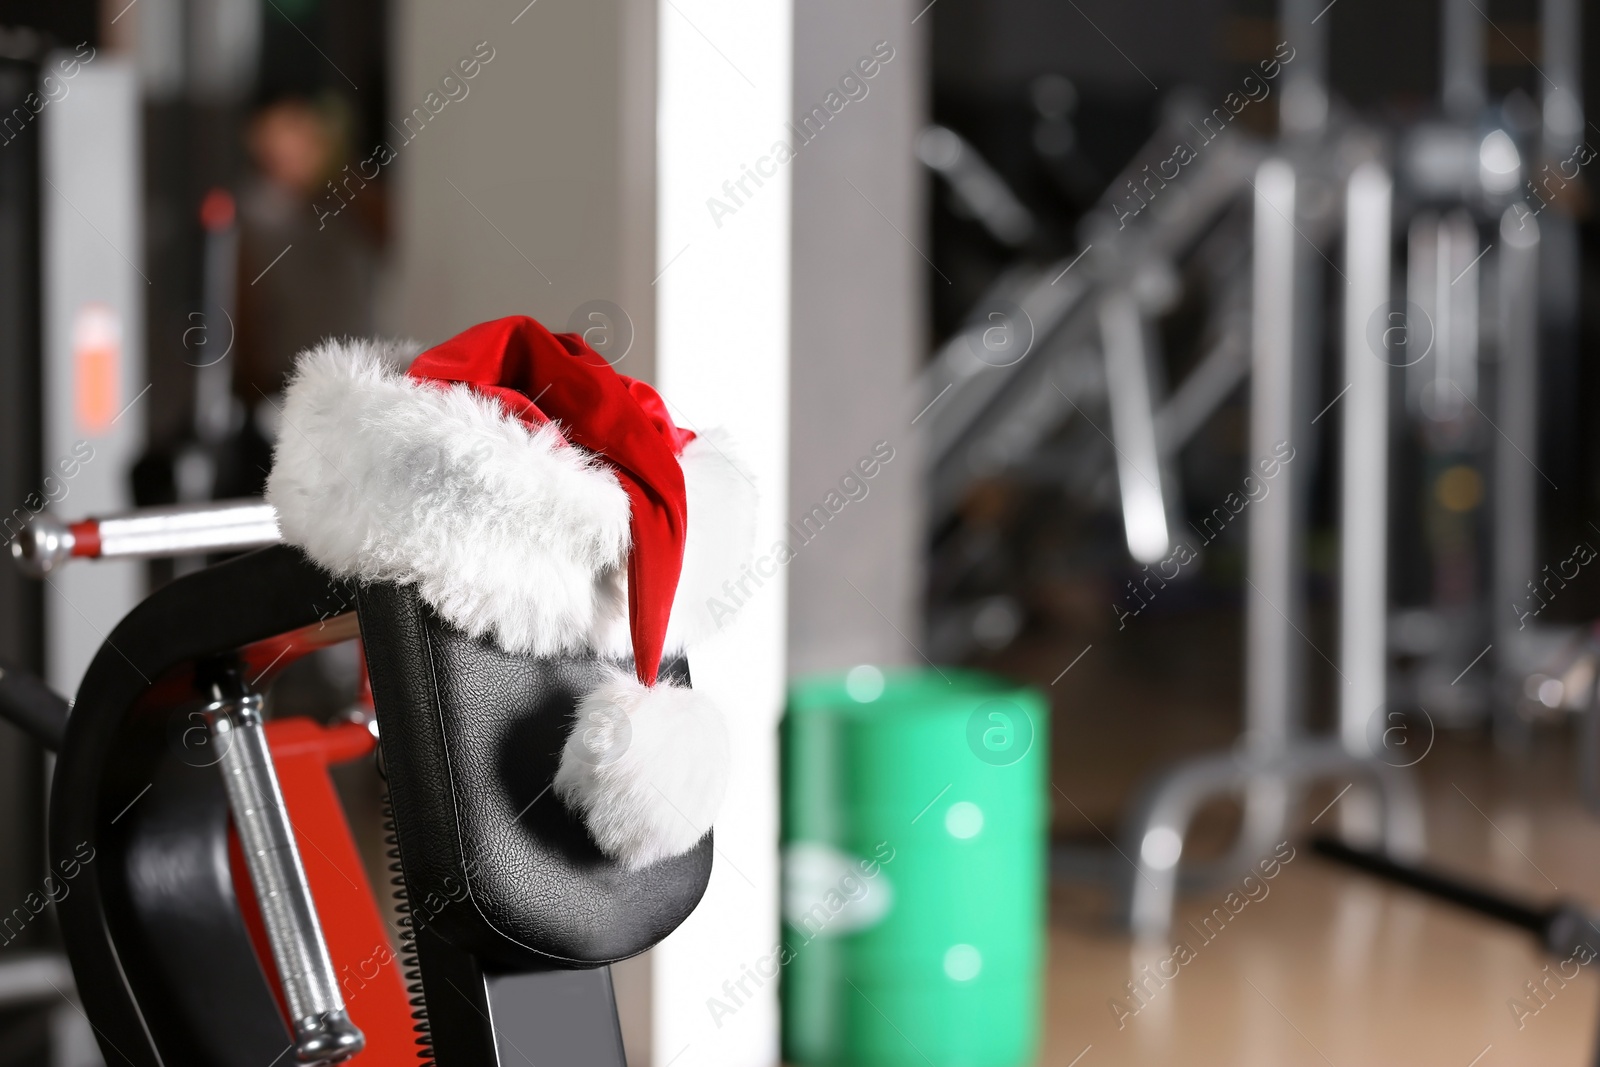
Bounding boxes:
1313 835 1600 1064
7 501 710 1065
920 0 1585 938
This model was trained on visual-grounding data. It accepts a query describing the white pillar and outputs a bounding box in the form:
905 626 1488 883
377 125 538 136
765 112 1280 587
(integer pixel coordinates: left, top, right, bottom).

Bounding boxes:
653 2 791 1065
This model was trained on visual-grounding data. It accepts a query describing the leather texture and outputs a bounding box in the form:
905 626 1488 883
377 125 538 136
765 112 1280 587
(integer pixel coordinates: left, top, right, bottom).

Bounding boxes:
357 581 713 969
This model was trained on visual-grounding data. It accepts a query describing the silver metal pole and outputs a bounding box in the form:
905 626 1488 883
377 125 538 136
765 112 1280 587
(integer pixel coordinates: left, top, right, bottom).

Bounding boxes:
1541 0 1583 158
1440 212 1481 408
95 500 279 558
208 682 363 1063
1442 0 1487 121
1120 158 1426 940
1494 209 1540 663
10 499 280 576
194 213 240 449
1405 211 1479 423
1247 158 1301 754
1099 292 1171 564
1404 216 1438 417
1340 163 1393 755
1279 0 1329 135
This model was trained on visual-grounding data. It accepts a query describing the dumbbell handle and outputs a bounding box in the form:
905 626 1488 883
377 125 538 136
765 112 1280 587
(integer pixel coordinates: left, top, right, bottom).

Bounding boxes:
208 687 363 1063
10 499 280 575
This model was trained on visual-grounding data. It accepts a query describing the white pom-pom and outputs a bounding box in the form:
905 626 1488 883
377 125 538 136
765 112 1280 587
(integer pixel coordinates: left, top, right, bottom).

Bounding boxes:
553 670 730 869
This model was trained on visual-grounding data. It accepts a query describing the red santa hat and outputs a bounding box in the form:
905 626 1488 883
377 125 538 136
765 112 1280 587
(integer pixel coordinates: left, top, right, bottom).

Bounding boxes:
266 315 756 869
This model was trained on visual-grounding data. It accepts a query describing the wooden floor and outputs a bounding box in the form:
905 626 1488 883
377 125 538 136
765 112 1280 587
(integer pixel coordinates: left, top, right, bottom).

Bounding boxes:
1006 611 1600 1066
1042 766 1600 1066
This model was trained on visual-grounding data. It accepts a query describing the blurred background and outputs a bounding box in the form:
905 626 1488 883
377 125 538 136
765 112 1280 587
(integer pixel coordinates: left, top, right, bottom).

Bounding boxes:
2 0 1600 1063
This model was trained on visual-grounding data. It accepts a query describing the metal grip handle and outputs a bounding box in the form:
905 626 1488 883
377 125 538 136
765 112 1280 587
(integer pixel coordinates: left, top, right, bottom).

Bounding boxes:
209 689 364 1064
11 499 281 576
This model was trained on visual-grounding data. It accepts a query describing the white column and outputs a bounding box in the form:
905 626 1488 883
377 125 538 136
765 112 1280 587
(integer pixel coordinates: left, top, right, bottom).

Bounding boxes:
653 2 791 1065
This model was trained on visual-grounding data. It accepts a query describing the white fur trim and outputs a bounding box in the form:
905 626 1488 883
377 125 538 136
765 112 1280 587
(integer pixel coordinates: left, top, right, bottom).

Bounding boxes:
553 670 730 869
266 337 759 658
265 337 633 657
671 431 760 644
593 429 760 658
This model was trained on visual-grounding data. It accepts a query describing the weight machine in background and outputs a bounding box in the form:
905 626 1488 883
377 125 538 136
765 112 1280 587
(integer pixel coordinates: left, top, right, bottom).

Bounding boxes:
0 11 142 1060
919 0 1596 941
0 42 67 1066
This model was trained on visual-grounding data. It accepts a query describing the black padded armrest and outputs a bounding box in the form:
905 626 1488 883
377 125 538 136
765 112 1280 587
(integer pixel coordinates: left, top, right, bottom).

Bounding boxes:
357 581 712 969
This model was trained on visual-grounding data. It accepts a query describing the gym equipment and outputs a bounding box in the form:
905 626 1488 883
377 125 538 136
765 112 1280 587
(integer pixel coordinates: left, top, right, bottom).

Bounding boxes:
10 498 279 576
922 0 1586 938
0 43 143 1062
130 189 275 518
6 500 712 1065
918 114 1256 551
1114 0 1586 932
1313 835 1600 1065
918 102 1258 666
1311 837 1596 962
1308 617 1600 1064
38 52 147 701
1117 139 1429 937
917 2 1427 932
782 669 1047 1067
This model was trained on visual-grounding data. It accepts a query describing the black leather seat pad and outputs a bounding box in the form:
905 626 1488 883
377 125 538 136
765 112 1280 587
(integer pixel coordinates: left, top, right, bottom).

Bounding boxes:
357 581 713 969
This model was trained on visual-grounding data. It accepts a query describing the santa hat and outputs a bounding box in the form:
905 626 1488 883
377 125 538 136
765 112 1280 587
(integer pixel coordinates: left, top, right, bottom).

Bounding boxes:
265 315 756 869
